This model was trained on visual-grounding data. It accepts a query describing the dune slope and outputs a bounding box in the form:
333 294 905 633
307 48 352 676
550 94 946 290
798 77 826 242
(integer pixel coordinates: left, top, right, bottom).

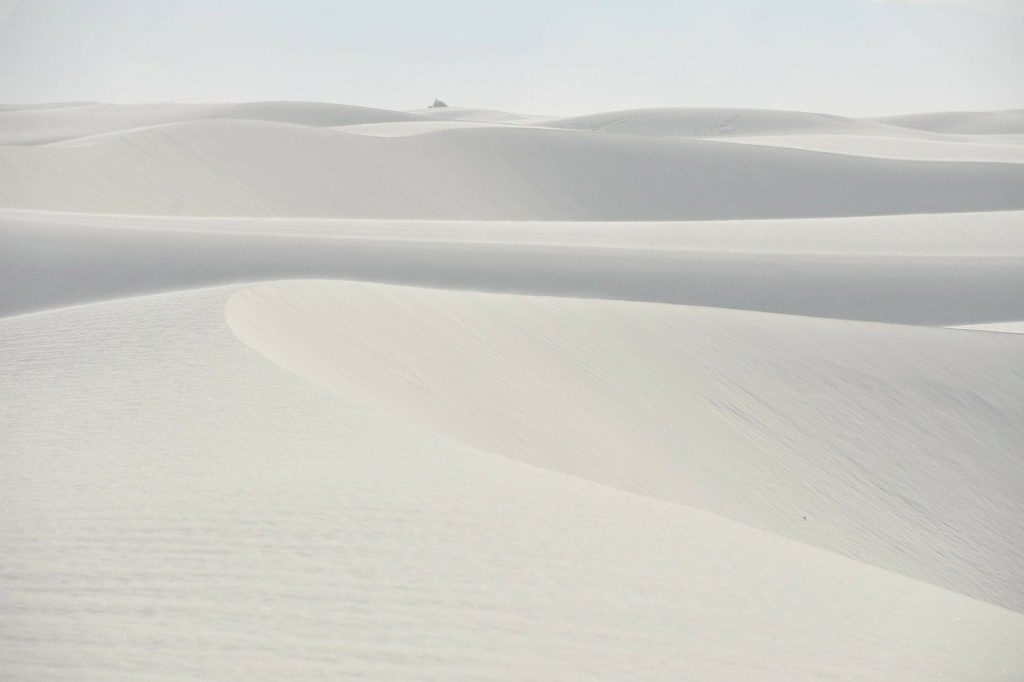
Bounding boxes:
227 280 1024 613
3 119 1024 219
4 101 1024 680
2 286 1023 681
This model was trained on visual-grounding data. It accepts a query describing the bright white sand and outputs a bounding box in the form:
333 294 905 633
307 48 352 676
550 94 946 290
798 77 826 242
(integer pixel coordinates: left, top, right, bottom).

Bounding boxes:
3 116 1024 219
2 102 1023 680
955 321 1024 334
227 280 1024 612
3 285 1023 681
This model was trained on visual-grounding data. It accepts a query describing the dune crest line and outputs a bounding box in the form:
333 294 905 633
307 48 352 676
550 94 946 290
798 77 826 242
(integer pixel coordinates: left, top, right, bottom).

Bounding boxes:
226 279 1024 613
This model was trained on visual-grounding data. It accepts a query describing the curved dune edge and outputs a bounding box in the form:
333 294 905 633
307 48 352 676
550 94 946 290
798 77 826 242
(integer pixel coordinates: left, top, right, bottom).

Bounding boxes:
720 134 1024 163
954 321 1024 334
3 285 1023 679
226 279 1024 613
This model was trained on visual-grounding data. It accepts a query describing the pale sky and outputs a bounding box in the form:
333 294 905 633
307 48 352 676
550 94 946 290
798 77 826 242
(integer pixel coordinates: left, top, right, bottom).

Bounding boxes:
0 0 1020 115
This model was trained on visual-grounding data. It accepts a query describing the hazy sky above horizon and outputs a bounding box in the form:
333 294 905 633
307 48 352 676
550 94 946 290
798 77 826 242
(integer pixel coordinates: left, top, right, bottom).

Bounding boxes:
0 0 1020 116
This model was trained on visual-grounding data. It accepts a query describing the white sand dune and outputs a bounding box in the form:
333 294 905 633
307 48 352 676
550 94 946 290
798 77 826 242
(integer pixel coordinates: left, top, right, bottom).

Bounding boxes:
2 118 1024 219
723 134 1024 162
411 106 536 122
3 285 1023 681
877 110 1024 135
227 280 1024 613
542 107 1024 161
544 107 933 138
336 122 1024 162
545 107 1024 143
3 209 1024 324
0 101 424 145
3 101 1023 680
336 119 510 136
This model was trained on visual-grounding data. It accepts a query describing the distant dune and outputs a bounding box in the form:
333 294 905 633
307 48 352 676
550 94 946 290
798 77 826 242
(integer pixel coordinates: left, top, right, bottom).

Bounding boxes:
545 107 923 137
413 105 535 123
2 116 1023 219
3 209 1024 324
876 109 1024 135
0 101 424 145
724 134 1024 162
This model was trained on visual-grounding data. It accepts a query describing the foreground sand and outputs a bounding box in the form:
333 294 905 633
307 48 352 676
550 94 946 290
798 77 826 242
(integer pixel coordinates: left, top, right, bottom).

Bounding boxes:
2 102 1023 680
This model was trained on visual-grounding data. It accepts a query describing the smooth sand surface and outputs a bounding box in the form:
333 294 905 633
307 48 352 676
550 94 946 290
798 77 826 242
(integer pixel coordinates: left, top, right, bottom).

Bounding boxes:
3 285 1023 681
0 101 425 145
227 279 1024 612
3 112 1024 219
2 102 1023 680
876 109 1024 135
723 134 1024 162
3 209 1024 323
